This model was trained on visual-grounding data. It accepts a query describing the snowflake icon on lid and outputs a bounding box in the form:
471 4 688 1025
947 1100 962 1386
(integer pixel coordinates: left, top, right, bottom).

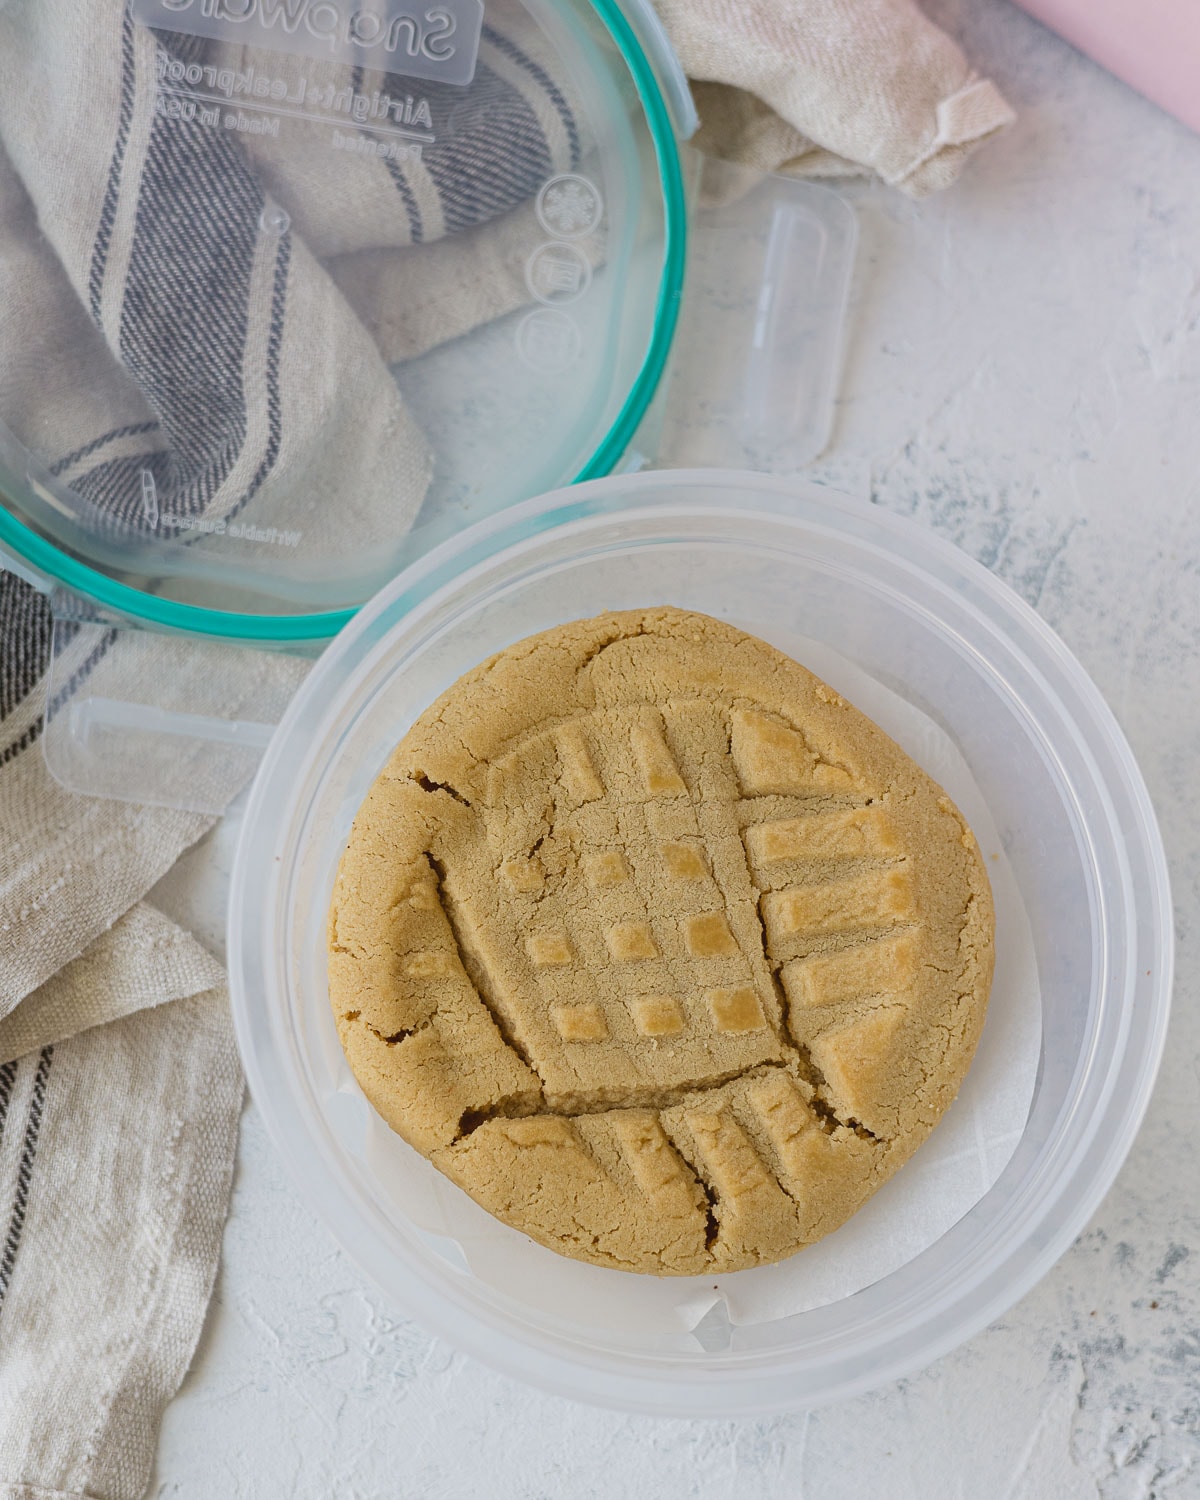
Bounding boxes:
536 174 604 239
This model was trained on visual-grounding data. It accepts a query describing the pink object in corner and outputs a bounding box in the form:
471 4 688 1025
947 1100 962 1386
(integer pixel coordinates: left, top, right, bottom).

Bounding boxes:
1011 0 1200 134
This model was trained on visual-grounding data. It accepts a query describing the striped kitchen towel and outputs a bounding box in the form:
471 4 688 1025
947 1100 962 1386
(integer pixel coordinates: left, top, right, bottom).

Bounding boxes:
0 0 584 557
0 934 241 1500
0 571 243 1500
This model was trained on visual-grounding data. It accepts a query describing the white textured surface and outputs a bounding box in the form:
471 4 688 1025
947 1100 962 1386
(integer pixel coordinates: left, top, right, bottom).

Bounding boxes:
150 1 1200 1493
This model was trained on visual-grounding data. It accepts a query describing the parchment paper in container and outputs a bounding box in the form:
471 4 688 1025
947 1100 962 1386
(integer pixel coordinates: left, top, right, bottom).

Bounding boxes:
334 638 1040 1337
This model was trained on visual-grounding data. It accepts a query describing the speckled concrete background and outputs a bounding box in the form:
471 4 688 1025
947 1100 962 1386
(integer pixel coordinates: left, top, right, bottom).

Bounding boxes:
150 0 1200 1493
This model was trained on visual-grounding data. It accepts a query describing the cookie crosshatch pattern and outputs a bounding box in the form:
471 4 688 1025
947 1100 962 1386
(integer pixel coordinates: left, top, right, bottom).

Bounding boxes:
328 609 994 1275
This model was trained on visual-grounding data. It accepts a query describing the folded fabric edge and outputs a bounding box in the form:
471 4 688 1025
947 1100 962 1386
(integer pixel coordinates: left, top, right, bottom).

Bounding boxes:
894 77 1018 197
0 902 225 1066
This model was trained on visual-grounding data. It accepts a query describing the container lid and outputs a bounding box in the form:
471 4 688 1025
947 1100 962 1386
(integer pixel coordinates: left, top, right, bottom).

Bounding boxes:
0 0 689 639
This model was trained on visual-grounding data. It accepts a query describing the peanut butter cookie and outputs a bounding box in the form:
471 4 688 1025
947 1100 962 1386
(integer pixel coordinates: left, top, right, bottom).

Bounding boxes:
328 608 994 1274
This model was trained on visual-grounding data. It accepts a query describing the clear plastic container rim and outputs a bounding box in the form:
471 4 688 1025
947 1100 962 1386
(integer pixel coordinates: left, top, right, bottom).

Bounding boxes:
0 0 692 642
228 470 1173 1416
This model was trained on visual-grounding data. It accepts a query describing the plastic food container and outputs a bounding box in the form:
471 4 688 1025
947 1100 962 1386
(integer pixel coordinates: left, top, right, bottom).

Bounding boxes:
228 469 1173 1416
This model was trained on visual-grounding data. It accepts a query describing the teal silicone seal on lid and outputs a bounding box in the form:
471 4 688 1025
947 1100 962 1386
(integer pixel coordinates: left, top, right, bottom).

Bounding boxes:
0 0 689 643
